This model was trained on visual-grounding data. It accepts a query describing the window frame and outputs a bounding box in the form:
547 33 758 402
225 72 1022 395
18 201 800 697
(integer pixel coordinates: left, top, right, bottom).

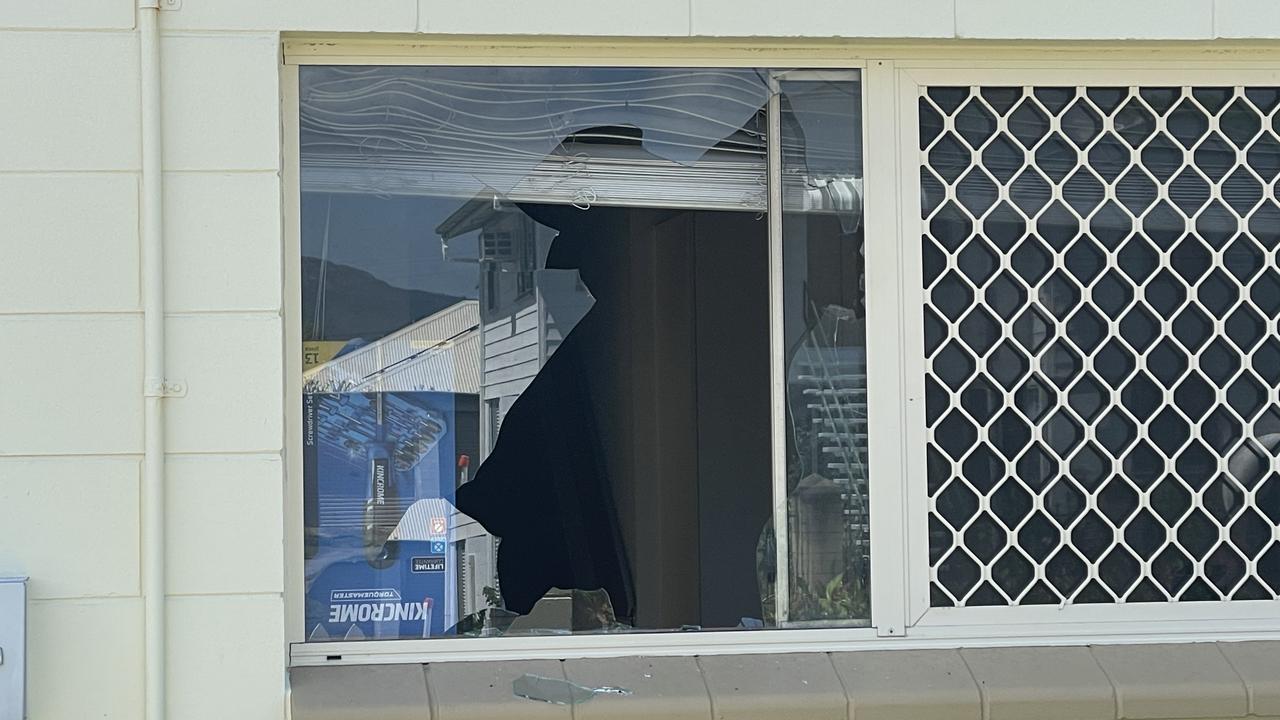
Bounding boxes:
282 42 1280 668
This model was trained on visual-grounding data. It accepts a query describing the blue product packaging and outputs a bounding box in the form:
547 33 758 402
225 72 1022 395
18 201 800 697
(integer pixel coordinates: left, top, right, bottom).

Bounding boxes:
303 390 460 640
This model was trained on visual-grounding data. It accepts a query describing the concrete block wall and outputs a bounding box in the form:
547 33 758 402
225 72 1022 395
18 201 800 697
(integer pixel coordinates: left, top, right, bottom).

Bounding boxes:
0 9 147 719
3 1 1280 719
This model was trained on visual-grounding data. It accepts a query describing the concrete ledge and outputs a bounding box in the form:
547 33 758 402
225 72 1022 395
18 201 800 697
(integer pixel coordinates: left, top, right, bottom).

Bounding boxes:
290 641 1280 720
291 664 429 720
1217 641 1280 717
832 648 980 720
697 653 846 720
1092 644 1247 719
962 645 1114 720
429 660 569 720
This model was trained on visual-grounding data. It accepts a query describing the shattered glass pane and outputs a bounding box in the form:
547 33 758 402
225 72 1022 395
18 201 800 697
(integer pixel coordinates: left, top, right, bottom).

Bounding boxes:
300 66 866 641
512 673 631 705
301 66 771 207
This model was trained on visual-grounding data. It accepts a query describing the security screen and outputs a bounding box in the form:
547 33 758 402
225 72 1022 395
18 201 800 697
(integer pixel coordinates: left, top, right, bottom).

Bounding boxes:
298 66 866 639
920 85 1280 606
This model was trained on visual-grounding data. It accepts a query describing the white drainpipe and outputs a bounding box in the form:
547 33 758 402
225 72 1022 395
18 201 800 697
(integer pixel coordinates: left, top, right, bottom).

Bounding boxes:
138 1 169 718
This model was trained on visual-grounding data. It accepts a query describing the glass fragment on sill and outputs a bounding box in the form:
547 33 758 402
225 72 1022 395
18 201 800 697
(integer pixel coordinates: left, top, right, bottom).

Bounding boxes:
512 674 631 705
450 606 520 638
451 587 632 637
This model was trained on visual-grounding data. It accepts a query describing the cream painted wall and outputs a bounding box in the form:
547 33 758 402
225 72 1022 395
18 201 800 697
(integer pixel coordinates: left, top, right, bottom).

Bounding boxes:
2 0 1280 718
0 6 286 720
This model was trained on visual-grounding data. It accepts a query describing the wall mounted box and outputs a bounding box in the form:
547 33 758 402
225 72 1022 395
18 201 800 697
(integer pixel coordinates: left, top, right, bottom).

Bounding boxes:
0 577 26 720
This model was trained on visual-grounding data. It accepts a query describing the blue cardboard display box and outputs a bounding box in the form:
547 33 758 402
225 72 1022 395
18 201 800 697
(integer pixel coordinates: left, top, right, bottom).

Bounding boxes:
303 391 463 640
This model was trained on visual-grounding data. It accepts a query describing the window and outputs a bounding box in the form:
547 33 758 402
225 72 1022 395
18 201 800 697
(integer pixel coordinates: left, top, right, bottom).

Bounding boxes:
297 66 866 641
286 51 1280 659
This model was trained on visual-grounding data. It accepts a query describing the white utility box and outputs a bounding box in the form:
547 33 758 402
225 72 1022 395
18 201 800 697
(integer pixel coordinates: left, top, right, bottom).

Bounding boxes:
0 578 26 720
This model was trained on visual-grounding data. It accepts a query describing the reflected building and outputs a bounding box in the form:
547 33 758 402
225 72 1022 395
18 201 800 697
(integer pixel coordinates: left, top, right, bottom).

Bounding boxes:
435 195 596 620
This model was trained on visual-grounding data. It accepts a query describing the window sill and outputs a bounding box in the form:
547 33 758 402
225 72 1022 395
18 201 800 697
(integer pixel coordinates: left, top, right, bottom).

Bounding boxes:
289 640 1280 720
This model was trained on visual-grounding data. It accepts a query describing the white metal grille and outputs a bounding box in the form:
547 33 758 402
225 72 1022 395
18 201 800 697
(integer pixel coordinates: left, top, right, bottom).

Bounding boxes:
919 85 1280 607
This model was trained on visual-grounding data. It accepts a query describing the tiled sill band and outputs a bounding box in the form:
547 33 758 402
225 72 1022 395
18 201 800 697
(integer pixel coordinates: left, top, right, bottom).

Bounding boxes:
291 640 1280 720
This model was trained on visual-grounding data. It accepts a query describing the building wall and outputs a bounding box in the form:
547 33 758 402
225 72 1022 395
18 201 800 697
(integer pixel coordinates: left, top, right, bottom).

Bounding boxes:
2 0 1280 718
0 5 285 720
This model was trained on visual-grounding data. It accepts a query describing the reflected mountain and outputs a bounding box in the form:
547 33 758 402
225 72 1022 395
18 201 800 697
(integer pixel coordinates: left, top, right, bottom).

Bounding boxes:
303 256 467 342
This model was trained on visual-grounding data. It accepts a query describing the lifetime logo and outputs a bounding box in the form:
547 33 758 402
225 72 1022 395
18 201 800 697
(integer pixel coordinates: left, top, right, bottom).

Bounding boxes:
412 556 446 573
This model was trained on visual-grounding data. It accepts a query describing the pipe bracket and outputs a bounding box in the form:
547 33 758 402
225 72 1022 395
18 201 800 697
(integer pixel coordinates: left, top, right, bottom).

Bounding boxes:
144 378 187 398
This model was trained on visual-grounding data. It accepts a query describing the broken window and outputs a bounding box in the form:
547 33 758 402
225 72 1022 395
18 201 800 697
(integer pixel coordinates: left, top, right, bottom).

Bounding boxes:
298 66 866 640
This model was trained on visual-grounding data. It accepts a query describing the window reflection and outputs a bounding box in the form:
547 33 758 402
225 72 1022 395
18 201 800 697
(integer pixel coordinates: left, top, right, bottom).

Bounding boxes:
777 76 870 625
300 66 866 639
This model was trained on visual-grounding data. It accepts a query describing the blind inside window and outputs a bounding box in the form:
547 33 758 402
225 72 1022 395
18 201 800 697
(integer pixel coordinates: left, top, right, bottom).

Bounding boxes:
299 66 862 215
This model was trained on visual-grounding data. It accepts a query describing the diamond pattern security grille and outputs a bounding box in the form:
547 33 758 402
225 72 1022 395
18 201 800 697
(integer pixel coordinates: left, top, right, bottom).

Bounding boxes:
920 86 1280 607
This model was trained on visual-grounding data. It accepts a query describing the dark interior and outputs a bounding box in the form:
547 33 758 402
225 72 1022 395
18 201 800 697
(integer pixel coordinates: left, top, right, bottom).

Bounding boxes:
455 204 772 630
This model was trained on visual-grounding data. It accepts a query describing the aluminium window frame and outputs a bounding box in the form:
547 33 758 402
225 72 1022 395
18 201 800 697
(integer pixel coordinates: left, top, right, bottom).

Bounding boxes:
282 50 899 666
282 41 1280 668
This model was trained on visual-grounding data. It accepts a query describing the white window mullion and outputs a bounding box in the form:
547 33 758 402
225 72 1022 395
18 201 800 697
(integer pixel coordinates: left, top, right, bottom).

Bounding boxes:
863 60 912 637
766 72 791 627
879 67 937 630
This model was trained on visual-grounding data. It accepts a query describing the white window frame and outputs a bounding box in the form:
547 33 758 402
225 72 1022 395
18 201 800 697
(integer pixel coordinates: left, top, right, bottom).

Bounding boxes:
282 42 1280 667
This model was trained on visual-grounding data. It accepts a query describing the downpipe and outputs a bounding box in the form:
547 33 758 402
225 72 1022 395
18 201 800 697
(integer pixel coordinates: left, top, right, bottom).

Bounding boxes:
138 1 168 718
